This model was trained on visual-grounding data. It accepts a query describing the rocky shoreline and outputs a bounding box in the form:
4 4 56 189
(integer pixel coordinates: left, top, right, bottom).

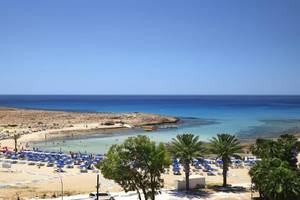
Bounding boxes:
0 107 179 148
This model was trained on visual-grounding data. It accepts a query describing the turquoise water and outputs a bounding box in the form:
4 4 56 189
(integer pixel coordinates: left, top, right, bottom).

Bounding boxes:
1 95 300 153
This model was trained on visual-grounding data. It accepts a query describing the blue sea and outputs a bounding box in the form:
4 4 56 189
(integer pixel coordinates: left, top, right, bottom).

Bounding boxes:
1 95 300 154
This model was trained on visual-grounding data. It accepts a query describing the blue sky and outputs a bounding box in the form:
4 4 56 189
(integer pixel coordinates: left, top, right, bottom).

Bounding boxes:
0 0 299 95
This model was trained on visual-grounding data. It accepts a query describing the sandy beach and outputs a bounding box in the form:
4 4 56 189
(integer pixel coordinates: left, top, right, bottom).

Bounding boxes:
0 108 299 200
1 0 299 198
0 155 255 200
0 139 297 200
2 153 299 200
0 108 178 150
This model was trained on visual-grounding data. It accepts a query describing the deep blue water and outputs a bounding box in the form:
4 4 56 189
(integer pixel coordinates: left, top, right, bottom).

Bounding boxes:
1 95 300 116
1 95 300 153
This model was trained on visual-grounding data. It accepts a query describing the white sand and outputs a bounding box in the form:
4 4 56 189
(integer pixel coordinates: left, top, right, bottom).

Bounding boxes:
0 158 252 200
30 190 251 200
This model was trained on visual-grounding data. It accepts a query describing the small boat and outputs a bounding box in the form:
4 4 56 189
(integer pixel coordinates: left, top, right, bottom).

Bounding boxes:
143 126 157 132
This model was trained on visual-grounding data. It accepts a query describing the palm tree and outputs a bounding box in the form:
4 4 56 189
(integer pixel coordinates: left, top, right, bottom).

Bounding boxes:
13 134 20 153
170 134 204 191
210 134 241 187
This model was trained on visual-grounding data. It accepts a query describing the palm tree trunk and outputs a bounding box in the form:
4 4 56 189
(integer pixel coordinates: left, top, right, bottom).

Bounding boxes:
14 138 17 153
222 159 228 187
150 174 155 200
184 160 190 191
222 168 227 187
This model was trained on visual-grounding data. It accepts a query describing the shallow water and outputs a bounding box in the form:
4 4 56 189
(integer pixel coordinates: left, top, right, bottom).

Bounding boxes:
1 95 300 153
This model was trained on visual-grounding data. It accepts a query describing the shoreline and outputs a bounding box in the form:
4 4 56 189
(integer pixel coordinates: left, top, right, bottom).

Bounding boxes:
0 107 299 199
1 106 299 153
0 107 179 150
29 127 140 151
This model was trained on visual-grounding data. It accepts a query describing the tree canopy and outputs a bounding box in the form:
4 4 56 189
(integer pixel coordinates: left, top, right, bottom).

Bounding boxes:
251 134 300 168
250 134 300 199
98 135 170 200
249 158 300 200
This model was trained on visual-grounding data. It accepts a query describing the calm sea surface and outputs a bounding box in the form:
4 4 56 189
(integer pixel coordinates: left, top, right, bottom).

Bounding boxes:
1 95 300 154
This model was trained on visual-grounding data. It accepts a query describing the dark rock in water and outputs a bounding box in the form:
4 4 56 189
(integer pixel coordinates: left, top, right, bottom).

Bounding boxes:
179 117 219 127
237 119 300 139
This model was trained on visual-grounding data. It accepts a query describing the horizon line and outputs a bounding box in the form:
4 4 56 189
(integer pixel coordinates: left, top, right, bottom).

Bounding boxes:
1 94 300 96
